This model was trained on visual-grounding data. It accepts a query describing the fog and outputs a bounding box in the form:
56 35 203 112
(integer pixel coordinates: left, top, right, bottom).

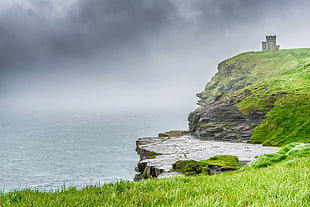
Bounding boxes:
1 0 310 113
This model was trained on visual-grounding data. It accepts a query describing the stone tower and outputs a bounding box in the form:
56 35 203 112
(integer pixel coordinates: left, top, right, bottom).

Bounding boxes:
262 35 280 51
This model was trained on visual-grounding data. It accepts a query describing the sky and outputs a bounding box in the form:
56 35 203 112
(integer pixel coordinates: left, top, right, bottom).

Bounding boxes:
1 0 310 113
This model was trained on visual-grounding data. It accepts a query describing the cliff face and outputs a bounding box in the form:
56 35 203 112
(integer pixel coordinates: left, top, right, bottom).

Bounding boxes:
190 48 310 145
188 97 266 142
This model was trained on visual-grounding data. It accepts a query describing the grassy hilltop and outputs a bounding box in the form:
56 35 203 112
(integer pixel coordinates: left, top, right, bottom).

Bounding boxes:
197 48 310 146
1 48 309 206
197 48 310 105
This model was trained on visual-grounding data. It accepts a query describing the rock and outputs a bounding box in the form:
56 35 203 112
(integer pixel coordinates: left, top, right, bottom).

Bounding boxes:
188 93 266 142
158 130 190 138
134 133 281 180
157 172 184 178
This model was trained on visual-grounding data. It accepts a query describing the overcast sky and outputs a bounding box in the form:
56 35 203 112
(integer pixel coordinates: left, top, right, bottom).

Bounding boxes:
1 0 310 113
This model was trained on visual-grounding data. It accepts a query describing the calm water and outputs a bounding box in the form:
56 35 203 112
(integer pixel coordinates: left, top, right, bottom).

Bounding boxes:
0 110 188 193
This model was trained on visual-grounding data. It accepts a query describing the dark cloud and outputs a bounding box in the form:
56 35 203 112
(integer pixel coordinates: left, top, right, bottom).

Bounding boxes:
0 0 310 112
49 0 177 59
0 0 177 72
0 0 303 71
190 0 292 26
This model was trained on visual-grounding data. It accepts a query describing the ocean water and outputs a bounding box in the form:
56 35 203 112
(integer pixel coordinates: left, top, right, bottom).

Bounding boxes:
0 110 188 193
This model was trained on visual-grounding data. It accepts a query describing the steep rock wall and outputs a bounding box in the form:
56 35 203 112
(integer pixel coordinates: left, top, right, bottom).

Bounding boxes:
189 94 266 142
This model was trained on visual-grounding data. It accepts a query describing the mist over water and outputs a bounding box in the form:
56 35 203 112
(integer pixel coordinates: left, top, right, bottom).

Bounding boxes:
0 110 187 193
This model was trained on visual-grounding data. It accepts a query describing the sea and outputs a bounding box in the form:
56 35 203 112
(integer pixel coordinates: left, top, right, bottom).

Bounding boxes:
0 110 188 193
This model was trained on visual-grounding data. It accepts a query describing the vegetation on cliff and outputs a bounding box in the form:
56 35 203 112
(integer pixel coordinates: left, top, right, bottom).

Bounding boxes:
197 48 310 105
235 60 309 146
1 155 310 206
195 48 310 146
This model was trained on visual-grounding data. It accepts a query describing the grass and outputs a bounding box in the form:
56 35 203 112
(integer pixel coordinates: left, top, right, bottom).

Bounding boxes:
235 63 310 114
1 156 310 206
242 142 310 170
235 62 310 146
249 93 310 146
147 152 163 159
197 48 310 105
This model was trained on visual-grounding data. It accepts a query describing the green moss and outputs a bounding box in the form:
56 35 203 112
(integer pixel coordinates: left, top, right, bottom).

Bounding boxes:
215 125 233 130
147 152 163 159
203 155 243 170
199 124 216 129
158 130 189 138
172 155 243 176
199 124 233 130
172 160 210 176
141 168 148 179
242 143 310 170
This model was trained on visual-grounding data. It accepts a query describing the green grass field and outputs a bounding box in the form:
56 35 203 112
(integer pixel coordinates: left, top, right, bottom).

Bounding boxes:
1 155 309 206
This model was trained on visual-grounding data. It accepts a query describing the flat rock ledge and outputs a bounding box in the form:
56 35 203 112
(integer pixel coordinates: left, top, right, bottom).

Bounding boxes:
134 134 281 181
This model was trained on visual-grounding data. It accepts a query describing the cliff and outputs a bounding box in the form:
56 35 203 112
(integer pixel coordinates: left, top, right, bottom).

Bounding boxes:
135 48 310 180
190 48 310 146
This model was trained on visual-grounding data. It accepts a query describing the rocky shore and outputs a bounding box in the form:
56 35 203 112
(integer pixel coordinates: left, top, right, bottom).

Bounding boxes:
134 132 281 180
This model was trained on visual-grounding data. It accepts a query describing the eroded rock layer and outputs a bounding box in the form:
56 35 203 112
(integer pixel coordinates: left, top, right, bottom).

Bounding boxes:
134 134 281 180
188 97 266 142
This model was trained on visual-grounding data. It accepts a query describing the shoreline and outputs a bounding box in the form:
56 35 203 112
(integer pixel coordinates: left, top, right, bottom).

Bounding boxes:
134 132 282 180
